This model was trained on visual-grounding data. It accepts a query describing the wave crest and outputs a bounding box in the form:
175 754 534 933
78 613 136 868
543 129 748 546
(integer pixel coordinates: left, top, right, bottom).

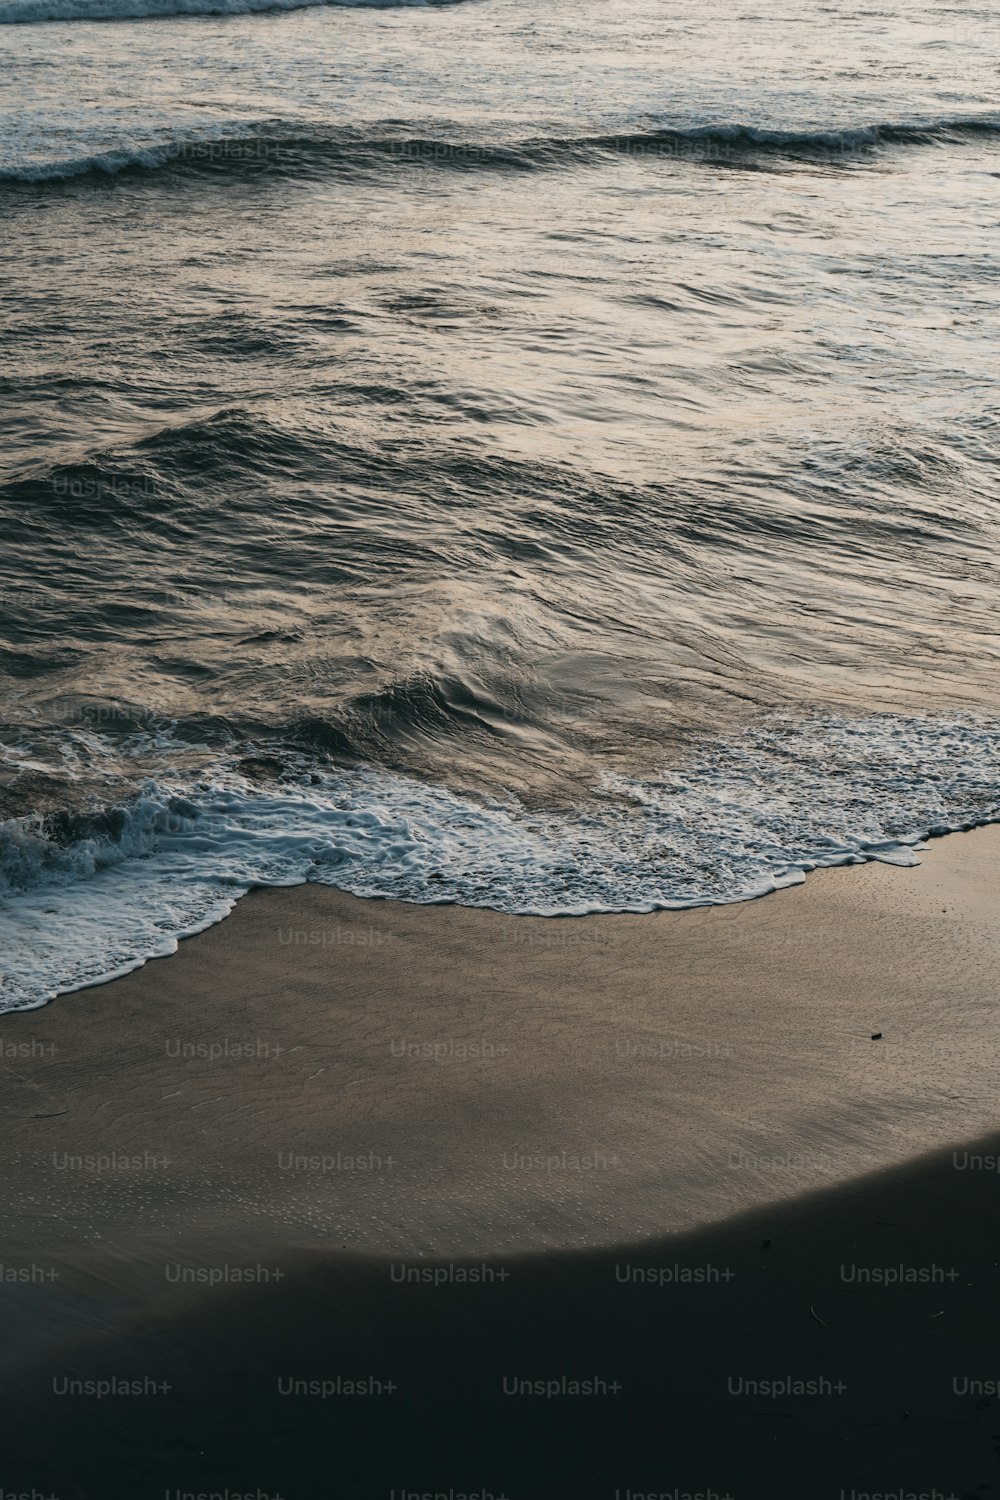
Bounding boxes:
0 0 462 22
4 115 998 185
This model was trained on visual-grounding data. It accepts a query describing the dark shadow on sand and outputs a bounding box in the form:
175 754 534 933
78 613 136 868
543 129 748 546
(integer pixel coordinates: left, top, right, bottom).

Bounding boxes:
3 1131 998 1500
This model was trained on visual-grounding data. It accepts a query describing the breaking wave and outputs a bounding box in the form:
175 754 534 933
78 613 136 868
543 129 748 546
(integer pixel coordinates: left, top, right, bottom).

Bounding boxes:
3 713 1000 1011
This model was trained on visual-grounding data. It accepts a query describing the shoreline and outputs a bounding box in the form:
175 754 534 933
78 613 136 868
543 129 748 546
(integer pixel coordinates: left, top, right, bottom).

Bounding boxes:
2 824 999 1251
6 807 1000 1019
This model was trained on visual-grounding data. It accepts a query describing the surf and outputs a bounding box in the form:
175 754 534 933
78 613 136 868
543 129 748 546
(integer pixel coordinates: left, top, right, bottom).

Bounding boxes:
3 712 1000 1011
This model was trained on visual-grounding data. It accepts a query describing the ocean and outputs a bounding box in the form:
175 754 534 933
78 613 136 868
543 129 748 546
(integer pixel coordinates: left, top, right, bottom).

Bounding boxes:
1 0 999 1009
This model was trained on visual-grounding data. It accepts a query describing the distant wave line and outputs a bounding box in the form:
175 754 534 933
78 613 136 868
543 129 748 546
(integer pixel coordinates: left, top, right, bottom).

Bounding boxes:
0 0 465 25
3 115 999 185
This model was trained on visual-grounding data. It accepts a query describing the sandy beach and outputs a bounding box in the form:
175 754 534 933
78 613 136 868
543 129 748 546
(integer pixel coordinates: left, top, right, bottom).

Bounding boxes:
6 2 1000 1490
1 826 998 1497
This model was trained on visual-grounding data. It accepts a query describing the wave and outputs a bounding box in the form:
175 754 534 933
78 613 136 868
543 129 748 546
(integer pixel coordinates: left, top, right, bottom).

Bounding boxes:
591 118 1000 156
0 0 462 23
4 114 999 184
2 712 1000 1011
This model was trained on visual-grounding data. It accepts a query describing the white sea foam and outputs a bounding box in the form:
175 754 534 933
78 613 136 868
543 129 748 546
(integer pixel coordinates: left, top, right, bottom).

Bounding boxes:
0 0 460 23
2 713 999 1012
2 145 176 182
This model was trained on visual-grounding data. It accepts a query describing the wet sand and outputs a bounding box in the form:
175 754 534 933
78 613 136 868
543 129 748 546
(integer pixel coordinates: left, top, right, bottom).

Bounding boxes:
1 825 998 1497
